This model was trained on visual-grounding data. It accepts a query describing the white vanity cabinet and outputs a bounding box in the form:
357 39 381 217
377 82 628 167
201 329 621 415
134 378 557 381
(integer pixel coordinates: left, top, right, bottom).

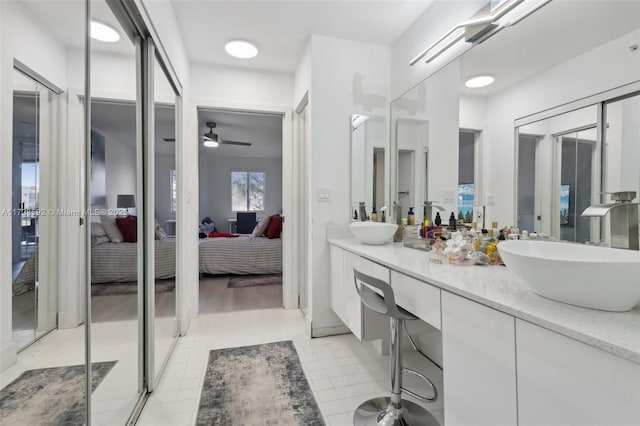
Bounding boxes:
441 291 518 426
390 270 441 330
516 319 640 426
329 245 389 341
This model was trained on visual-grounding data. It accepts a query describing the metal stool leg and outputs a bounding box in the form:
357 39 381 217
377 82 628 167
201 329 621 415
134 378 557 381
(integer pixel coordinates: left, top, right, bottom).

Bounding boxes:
353 318 439 425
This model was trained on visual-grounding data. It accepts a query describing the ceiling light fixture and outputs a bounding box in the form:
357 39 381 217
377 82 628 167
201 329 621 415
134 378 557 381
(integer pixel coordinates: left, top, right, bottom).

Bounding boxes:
225 40 258 59
90 21 120 43
410 0 553 66
465 75 495 88
203 139 219 148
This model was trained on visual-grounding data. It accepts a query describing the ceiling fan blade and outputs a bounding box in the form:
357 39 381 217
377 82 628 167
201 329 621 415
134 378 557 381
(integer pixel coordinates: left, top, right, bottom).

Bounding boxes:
220 140 252 147
163 138 175 142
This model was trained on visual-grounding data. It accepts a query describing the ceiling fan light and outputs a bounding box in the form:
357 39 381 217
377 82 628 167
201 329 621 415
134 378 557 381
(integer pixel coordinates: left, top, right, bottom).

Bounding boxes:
204 140 219 148
225 40 258 59
90 21 120 43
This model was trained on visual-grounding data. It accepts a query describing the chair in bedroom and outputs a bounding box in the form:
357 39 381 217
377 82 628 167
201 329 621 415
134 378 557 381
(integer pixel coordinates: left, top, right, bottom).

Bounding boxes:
236 212 257 234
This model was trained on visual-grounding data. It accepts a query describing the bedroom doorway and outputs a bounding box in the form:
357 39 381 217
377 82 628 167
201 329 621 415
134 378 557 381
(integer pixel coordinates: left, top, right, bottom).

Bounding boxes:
196 107 289 314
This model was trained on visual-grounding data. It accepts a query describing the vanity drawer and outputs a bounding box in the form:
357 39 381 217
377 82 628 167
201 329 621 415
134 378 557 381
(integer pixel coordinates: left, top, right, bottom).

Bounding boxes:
391 270 441 330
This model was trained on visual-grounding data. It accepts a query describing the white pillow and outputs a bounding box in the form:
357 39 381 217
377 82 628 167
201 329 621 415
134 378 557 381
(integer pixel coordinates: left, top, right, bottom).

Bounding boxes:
252 216 271 238
91 222 107 237
155 219 167 240
100 215 124 243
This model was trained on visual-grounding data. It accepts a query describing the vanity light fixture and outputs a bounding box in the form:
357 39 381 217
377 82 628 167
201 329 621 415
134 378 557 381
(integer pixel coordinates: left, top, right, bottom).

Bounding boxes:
90 21 120 43
225 40 258 59
465 75 495 88
410 0 553 66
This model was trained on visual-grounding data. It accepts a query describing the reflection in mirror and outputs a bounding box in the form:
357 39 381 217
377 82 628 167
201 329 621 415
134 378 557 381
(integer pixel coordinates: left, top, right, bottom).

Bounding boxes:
11 68 60 350
351 115 386 218
153 57 178 385
2 1 86 423
391 59 459 226
604 93 640 201
516 105 598 242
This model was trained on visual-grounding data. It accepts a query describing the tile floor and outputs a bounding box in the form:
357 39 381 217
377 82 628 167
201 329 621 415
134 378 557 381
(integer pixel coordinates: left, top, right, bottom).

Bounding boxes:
136 308 444 426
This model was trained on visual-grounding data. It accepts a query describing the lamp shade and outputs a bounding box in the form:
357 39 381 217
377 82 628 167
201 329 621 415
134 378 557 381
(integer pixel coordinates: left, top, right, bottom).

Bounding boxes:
117 194 136 208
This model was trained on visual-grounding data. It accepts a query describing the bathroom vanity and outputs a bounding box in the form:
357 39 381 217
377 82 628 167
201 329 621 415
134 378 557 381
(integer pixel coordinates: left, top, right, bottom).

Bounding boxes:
328 238 640 426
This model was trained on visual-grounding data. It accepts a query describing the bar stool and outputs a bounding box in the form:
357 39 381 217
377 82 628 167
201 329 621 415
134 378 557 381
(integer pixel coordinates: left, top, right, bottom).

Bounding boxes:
352 268 439 426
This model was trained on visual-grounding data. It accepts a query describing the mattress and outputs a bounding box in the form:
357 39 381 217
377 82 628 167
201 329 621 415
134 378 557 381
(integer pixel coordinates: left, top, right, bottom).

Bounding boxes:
199 236 282 275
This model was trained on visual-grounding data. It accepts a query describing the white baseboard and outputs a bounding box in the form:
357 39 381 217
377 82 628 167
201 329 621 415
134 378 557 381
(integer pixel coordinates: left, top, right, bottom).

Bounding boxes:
311 323 351 338
1 342 17 372
58 311 82 329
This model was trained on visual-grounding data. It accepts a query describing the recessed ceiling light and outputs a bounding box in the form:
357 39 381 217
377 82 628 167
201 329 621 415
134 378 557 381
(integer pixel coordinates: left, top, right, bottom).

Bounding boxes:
225 40 258 59
91 21 120 43
203 140 219 148
465 75 495 88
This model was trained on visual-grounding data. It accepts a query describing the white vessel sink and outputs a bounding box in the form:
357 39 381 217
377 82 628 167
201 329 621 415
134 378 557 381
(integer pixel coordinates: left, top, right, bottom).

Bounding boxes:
350 222 398 245
498 240 640 312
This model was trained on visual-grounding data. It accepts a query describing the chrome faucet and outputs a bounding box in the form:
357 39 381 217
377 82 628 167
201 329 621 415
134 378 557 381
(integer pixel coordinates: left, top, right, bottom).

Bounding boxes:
581 191 639 250
423 201 444 224
358 202 367 222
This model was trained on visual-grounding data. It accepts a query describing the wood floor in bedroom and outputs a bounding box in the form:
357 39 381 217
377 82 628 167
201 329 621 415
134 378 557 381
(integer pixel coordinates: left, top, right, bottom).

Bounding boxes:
198 275 283 314
89 275 283 322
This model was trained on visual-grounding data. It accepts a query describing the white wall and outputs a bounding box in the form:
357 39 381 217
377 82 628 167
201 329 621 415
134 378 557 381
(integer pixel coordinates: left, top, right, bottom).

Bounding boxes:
191 62 293 108
308 35 390 333
155 152 175 230
98 129 137 210
198 154 283 232
0 0 69 370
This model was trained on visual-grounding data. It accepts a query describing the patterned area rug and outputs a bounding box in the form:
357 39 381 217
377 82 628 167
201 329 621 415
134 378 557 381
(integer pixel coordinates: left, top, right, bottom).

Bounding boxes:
92 280 175 295
227 274 282 288
196 341 324 425
0 361 116 425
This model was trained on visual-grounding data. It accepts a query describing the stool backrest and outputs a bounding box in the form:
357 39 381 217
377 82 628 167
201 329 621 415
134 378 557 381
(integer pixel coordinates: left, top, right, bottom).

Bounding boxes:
353 268 403 318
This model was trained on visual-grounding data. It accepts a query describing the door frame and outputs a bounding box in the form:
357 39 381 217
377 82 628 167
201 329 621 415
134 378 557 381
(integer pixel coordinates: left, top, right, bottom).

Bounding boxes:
193 99 296 310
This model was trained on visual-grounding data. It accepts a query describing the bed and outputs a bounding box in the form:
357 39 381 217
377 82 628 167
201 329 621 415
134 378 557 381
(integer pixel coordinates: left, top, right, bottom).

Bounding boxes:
199 236 282 275
12 235 281 292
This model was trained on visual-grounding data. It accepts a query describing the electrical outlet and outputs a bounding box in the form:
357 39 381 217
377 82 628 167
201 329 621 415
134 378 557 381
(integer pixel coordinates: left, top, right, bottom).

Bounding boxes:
444 190 455 203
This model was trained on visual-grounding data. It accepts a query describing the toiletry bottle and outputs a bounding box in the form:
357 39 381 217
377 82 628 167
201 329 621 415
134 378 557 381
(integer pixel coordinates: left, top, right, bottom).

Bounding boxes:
408 207 415 226
371 207 378 222
448 212 457 231
434 212 442 227
381 210 386 223
491 221 499 237
353 209 358 221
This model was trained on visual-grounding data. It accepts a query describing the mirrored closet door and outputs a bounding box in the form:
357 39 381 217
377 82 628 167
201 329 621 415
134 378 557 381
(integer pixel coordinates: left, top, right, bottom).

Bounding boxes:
88 1 144 423
11 68 59 351
150 50 179 387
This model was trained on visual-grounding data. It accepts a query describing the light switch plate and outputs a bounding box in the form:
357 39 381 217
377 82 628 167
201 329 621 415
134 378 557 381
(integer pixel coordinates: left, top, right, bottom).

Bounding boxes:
317 188 331 202
487 194 495 205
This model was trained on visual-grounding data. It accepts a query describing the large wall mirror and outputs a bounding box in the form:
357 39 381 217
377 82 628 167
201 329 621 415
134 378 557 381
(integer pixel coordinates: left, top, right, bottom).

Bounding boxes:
391 0 640 246
351 114 387 218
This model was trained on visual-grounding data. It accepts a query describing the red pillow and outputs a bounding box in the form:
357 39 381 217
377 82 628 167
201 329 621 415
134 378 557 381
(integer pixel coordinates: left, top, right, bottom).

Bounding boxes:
265 214 282 239
116 216 137 242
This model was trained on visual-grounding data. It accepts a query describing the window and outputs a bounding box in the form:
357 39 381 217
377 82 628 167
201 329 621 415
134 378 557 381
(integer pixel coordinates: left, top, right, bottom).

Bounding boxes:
458 130 477 223
170 169 177 213
231 171 264 211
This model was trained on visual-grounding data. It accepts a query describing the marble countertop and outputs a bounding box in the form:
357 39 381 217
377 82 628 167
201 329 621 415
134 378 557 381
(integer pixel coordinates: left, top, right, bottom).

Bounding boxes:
328 238 640 364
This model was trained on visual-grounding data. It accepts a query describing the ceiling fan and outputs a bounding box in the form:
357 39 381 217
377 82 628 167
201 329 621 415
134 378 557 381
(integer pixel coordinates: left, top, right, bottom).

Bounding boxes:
203 122 252 147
